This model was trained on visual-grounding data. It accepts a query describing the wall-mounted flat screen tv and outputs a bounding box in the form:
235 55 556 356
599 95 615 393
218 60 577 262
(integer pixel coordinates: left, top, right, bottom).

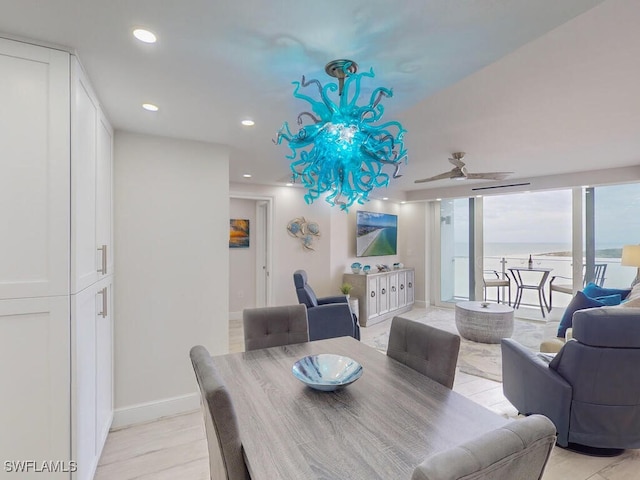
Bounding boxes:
356 211 398 257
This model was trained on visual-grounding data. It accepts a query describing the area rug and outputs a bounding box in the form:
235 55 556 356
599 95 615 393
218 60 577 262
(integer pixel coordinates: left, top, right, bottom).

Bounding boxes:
368 307 545 382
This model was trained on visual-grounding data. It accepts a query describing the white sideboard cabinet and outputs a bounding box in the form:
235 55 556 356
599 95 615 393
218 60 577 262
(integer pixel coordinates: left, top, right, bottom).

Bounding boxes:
0 36 114 480
343 268 415 326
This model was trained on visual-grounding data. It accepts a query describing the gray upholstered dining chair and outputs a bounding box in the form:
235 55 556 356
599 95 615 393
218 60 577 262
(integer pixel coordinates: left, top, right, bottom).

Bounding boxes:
189 345 251 480
242 304 309 351
386 316 461 389
411 415 556 480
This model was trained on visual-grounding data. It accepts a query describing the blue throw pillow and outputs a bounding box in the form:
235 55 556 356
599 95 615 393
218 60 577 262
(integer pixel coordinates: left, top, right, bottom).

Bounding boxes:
582 282 631 300
557 291 605 338
594 293 622 306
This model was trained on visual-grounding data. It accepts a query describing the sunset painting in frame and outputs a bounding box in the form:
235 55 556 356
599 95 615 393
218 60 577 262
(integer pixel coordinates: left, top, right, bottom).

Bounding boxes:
229 219 250 248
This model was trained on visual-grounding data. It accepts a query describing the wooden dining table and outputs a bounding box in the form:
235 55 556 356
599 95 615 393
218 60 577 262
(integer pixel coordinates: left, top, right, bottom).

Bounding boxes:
210 336 508 480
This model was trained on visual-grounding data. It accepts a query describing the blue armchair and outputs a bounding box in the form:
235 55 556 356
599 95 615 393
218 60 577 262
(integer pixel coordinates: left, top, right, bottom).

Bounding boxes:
293 270 360 341
502 307 640 452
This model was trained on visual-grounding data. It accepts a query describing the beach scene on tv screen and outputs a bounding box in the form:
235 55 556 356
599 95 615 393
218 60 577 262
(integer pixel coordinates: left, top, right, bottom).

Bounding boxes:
357 211 398 257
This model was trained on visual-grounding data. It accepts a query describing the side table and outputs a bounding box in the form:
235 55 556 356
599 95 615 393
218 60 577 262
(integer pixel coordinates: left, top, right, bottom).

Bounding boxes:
455 301 514 344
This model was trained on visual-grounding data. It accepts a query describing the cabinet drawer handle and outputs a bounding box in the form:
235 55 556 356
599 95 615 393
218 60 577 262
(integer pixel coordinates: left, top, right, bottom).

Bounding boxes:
381 288 386 295
98 287 108 318
400 284 404 290
97 245 108 274
370 291 375 298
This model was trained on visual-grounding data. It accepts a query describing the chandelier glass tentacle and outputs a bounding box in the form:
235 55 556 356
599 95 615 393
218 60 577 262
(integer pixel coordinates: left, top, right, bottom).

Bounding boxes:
274 60 407 212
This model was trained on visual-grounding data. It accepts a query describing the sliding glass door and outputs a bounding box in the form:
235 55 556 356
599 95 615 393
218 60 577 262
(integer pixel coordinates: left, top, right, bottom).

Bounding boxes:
436 182 640 311
483 190 573 311
590 183 640 288
440 198 471 303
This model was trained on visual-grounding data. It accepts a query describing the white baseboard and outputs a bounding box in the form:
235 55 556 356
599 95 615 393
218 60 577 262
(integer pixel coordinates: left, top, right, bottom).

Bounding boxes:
229 310 242 320
111 392 200 429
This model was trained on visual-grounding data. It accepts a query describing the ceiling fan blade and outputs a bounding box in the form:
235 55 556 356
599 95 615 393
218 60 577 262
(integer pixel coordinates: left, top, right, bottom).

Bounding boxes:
465 172 514 180
414 171 455 183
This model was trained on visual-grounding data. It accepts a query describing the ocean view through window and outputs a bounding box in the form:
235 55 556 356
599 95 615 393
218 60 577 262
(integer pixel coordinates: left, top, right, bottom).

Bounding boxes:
438 183 640 312
480 190 572 309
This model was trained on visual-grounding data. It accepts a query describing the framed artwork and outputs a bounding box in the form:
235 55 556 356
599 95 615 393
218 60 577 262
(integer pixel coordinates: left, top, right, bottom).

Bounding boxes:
229 219 250 248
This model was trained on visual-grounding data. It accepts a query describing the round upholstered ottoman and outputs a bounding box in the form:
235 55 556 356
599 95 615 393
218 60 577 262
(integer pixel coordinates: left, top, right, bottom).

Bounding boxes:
455 301 514 344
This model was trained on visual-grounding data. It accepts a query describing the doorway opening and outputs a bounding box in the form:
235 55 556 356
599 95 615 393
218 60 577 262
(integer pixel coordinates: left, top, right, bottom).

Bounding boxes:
229 194 273 318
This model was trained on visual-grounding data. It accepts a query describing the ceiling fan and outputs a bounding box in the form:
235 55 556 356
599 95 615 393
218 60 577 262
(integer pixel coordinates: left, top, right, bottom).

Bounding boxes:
414 152 514 183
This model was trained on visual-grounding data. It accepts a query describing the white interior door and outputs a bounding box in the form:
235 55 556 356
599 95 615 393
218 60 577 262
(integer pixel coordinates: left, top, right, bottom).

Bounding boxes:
255 200 270 306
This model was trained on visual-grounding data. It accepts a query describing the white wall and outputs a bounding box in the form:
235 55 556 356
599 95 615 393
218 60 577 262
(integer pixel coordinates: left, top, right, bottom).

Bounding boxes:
230 183 427 305
400 202 429 306
229 198 257 315
113 132 229 427
231 183 334 304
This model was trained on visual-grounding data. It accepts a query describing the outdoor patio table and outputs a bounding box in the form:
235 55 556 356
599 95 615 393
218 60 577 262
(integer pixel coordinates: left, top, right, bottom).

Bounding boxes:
508 266 553 318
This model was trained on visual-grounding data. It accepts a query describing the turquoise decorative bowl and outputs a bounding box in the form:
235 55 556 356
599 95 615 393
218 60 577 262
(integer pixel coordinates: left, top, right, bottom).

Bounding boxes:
292 354 363 391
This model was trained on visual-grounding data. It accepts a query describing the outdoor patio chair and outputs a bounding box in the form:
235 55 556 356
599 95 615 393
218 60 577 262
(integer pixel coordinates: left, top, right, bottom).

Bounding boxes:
483 270 511 305
549 263 607 311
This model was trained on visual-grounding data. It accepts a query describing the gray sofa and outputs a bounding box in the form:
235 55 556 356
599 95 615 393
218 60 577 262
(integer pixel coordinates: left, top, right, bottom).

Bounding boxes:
502 307 640 449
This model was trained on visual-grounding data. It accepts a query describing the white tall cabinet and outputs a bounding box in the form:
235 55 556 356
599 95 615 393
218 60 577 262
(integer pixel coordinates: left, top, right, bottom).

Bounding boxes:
0 36 113 479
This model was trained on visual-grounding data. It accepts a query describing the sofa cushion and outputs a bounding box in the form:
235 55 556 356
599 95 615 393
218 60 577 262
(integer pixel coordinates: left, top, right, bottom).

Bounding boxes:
557 291 605 338
582 282 631 300
621 283 640 307
621 296 640 308
572 307 640 348
594 294 622 306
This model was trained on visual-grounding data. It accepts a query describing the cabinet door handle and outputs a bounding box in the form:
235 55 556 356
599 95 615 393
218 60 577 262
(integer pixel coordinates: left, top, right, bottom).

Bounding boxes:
98 287 108 318
370 291 375 298
391 286 396 292
381 288 386 295
97 245 108 274
408 282 413 288
400 284 404 290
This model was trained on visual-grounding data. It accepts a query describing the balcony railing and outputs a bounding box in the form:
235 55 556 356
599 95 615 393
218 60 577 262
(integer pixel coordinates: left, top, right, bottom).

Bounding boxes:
451 255 633 311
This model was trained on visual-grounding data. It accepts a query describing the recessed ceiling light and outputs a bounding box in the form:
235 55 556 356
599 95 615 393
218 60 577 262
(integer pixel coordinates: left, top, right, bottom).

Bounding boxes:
436 198 442 201
142 103 159 112
133 28 157 44
382 197 389 200
400 201 406 204
285 183 293 187
243 174 252 178
241 119 255 126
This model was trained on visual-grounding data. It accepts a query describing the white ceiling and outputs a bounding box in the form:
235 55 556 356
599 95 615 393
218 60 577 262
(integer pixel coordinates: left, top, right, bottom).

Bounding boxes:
1 0 639 200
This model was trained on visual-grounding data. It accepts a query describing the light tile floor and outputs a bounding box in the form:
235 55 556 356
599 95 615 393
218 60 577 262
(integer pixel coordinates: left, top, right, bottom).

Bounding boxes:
95 309 640 480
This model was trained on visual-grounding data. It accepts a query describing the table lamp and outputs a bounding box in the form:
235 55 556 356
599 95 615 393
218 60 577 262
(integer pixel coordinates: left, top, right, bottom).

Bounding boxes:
621 245 640 287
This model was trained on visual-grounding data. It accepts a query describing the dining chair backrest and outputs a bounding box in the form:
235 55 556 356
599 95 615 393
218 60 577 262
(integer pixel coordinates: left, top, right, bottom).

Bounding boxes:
242 304 309 351
411 415 556 480
386 316 461 389
189 345 251 480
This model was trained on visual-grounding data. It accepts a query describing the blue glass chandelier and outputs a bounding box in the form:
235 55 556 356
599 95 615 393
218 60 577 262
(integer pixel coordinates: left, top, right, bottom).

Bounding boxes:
274 59 407 211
